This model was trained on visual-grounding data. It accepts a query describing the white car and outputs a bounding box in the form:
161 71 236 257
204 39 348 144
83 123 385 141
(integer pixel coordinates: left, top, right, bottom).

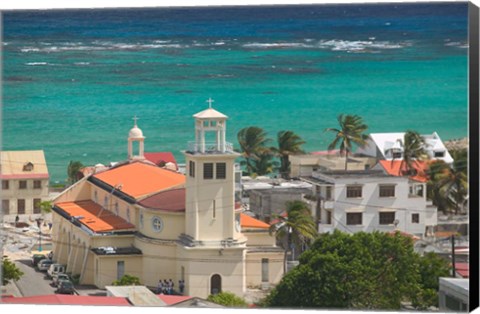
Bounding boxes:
47 263 66 279
37 259 54 271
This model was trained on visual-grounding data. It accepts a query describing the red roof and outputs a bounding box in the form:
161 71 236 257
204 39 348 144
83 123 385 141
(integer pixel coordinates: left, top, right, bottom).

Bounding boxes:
378 160 429 182
454 262 469 278
144 152 178 169
1 295 131 306
55 200 136 233
138 188 186 212
93 161 185 199
387 230 420 241
241 213 270 229
157 294 192 305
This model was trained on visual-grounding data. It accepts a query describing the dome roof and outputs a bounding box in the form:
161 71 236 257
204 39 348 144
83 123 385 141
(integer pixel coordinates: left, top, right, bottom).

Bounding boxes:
129 126 144 139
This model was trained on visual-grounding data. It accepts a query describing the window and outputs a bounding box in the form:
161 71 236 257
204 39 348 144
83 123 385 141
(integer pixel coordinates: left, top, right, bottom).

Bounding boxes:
33 198 41 214
94 191 98 203
412 213 420 224
409 184 424 197
379 185 395 197
326 186 332 200
152 216 164 232
216 163 226 179
204 163 213 179
261 258 269 283
19 181 27 189
392 152 402 159
2 180 9 190
33 180 42 189
2 200 9 215
117 261 125 280
203 120 209 127
379 212 395 225
189 161 195 177
346 186 362 198
17 199 26 214
346 213 362 225
103 196 108 209
326 210 332 224
434 151 445 158
115 202 119 215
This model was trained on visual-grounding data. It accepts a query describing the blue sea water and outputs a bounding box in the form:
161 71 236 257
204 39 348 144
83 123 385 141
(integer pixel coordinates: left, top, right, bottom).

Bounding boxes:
2 3 469 183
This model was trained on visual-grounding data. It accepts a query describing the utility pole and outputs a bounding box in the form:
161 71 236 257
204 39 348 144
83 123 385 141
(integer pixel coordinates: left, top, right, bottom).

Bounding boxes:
451 234 456 278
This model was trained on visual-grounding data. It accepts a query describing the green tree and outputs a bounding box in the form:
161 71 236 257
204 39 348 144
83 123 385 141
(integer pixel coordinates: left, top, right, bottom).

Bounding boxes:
427 160 451 214
67 160 84 185
427 149 468 215
2 257 24 285
391 131 428 176
271 130 306 179
265 231 446 310
237 126 272 176
412 252 451 310
325 114 368 171
112 274 141 286
39 200 52 214
207 291 248 307
269 200 317 274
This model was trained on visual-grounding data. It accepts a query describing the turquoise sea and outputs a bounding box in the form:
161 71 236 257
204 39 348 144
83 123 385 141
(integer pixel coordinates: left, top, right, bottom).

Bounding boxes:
2 3 468 183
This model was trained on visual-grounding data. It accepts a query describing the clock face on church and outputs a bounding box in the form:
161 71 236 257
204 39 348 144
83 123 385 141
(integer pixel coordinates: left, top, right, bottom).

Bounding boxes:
152 216 164 233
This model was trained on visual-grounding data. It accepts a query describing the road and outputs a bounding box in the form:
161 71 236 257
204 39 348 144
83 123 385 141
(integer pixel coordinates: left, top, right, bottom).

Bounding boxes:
14 259 57 296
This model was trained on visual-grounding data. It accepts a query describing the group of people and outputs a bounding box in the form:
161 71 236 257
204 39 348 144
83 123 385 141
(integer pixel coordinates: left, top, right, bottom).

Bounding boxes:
157 279 185 295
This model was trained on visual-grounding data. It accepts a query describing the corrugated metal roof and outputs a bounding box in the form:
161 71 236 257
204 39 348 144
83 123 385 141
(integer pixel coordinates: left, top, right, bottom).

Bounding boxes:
138 188 186 212
55 200 135 233
93 161 185 199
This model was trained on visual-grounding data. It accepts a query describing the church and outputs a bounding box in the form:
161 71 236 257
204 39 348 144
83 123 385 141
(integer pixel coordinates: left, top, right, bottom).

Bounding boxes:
50 104 284 298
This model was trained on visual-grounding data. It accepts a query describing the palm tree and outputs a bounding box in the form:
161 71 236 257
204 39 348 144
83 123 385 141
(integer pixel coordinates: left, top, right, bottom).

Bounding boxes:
237 126 272 176
324 114 369 171
271 130 306 179
391 131 428 176
426 160 451 214
255 151 278 176
434 149 468 215
269 200 317 274
67 160 84 185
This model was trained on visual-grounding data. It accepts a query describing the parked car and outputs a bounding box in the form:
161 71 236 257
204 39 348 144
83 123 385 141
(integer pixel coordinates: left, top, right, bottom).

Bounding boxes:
32 254 47 267
52 273 70 287
55 280 75 295
47 263 66 279
37 259 54 271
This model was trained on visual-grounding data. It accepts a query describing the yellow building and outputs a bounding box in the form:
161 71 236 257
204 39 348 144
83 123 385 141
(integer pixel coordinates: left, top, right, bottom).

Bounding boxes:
1 150 50 218
51 105 284 298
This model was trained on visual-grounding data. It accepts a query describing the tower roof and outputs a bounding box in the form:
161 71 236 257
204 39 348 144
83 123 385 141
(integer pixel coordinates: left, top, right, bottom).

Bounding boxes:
128 115 145 139
193 107 228 119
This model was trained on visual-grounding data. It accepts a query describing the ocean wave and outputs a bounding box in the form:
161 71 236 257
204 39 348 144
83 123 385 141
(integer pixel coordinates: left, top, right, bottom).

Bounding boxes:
18 38 409 54
243 42 311 49
444 41 468 48
25 62 48 66
74 62 90 65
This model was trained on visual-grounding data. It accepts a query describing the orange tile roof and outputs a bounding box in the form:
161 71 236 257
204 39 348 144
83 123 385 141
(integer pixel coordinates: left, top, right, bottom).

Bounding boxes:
379 160 429 182
93 161 185 199
56 200 135 233
240 213 270 229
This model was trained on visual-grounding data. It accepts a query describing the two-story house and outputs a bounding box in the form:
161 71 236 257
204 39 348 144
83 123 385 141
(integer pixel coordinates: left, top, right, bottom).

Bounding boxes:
1 150 49 219
300 165 436 238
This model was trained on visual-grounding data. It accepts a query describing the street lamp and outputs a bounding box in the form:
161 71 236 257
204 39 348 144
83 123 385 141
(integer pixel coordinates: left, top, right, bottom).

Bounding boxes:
36 217 44 252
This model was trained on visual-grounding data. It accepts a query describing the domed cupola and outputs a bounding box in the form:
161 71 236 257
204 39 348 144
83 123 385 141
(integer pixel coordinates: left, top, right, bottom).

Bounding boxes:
128 116 145 160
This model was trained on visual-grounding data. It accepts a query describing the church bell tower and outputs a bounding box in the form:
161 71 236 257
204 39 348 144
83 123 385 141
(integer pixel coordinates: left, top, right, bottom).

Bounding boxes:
182 98 245 246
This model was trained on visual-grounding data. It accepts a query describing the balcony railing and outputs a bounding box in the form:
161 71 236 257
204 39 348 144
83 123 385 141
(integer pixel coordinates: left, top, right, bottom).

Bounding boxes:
187 141 234 154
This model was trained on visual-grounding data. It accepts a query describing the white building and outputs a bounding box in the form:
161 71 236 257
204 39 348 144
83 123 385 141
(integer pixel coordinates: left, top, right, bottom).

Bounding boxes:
356 132 454 164
1 150 50 219
438 278 469 312
300 166 437 238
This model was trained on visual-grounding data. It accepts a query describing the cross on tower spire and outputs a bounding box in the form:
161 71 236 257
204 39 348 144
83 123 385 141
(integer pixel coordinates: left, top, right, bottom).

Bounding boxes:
133 115 139 126
206 97 214 109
